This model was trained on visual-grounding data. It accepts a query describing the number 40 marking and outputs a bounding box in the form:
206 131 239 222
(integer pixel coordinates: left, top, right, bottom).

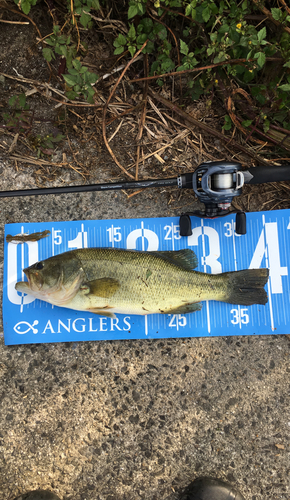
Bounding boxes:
250 221 287 294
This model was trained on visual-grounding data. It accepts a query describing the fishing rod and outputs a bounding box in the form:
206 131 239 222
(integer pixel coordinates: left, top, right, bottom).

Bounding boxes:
1 160 289 236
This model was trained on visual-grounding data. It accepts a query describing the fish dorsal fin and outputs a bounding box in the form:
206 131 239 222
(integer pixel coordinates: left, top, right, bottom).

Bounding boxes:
152 249 198 270
81 277 120 298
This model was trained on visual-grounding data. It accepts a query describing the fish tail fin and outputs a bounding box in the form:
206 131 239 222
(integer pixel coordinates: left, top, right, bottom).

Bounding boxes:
223 268 269 306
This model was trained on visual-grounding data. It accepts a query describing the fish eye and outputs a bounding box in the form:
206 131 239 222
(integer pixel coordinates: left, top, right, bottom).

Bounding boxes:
35 262 44 270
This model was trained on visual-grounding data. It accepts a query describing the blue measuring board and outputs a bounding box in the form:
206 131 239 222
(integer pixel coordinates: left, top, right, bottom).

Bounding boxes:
3 210 290 345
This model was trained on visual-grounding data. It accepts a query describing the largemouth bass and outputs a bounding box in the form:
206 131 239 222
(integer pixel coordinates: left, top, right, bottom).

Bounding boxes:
15 248 269 318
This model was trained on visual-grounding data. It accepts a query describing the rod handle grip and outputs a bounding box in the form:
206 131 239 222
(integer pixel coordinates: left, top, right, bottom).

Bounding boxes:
247 165 290 184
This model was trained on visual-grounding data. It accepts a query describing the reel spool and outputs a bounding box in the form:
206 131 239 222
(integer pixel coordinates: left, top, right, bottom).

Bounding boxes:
211 173 234 190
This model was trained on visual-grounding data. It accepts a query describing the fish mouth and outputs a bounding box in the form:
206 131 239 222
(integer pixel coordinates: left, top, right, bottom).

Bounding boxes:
23 268 43 291
15 280 30 293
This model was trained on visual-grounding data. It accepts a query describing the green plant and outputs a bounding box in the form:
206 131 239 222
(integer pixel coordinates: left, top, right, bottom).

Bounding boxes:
1 94 65 156
223 115 232 131
67 0 100 28
13 0 37 15
2 94 31 133
43 25 77 69
63 58 98 103
114 18 166 58
31 133 65 158
114 17 174 84
127 0 147 19
42 25 98 103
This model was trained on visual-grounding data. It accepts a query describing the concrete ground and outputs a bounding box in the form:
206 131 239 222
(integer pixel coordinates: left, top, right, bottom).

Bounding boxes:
0 158 289 500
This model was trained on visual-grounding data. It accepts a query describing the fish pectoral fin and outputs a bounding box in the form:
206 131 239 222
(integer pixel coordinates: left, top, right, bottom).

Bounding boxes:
162 302 202 314
87 308 116 319
82 277 120 298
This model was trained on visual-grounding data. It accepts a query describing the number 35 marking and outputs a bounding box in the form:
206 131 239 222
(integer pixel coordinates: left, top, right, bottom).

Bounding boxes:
230 308 249 325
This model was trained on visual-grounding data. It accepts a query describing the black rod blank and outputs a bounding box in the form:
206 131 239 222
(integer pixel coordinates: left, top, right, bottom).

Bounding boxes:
0 177 179 198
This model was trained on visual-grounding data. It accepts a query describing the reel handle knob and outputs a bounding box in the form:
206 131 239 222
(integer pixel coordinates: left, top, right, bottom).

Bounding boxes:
179 214 192 236
235 211 246 235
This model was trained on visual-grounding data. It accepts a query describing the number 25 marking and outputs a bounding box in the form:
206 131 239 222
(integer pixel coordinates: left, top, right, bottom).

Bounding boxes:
168 314 187 329
164 225 181 240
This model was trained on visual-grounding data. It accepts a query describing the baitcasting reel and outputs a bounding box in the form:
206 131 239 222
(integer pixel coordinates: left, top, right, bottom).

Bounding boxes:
177 161 247 236
179 161 244 216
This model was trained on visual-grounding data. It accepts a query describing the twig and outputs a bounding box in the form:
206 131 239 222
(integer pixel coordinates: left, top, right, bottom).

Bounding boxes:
252 0 290 34
130 57 282 83
82 10 128 35
0 19 29 24
108 119 124 143
105 104 142 126
1 6 43 39
278 0 290 15
148 98 168 128
227 92 265 145
8 133 19 154
126 189 144 198
8 154 68 167
66 136 88 179
135 54 149 180
126 130 190 170
147 88 269 164
269 125 290 137
0 71 62 95
102 40 149 179
96 55 143 83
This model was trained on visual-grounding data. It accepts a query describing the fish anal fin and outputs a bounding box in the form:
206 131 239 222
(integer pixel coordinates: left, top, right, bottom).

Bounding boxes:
87 308 116 319
152 249 198 270
82 277 120 298
162 302 202 315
